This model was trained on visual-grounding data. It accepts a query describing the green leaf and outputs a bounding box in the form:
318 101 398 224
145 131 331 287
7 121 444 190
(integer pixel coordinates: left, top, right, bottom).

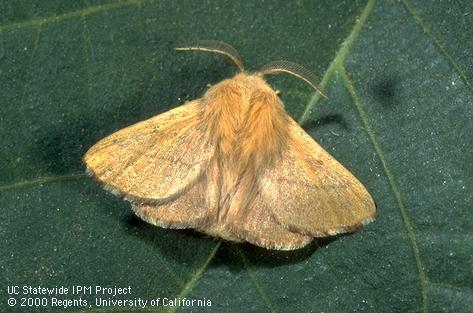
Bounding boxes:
1 1 471 312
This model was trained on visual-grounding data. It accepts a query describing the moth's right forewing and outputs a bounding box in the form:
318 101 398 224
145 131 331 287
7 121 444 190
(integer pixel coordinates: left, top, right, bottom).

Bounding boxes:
260 118 376 237
84 100 214 203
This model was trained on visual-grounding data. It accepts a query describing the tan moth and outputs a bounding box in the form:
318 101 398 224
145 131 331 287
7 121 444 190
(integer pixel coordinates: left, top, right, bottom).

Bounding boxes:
84 41 376 250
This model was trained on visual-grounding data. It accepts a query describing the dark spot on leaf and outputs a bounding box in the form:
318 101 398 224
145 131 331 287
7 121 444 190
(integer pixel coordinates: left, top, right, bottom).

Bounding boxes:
372 76 400 107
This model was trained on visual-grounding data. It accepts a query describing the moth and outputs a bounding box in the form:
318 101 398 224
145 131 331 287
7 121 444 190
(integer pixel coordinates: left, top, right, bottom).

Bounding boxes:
84 41 376 250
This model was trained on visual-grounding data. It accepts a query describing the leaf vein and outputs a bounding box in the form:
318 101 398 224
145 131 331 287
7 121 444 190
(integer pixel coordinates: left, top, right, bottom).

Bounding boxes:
401 0 473 92
165 241 221 313
0 0 144 32
0 173 86 193
235 247 277 313
339 65 429 313
298 0 376 126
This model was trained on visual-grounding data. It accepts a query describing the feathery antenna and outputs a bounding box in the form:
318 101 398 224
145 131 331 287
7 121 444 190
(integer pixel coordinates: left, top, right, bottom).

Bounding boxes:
258 60 327 98
175 40 245 72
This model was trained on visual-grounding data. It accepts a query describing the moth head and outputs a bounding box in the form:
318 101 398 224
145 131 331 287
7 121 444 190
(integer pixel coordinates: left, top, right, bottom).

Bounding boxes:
175 40 326 98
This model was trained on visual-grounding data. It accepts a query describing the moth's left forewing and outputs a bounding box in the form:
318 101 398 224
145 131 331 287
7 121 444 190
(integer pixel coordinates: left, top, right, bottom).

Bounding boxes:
83 100 213 203
260 118 376 237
